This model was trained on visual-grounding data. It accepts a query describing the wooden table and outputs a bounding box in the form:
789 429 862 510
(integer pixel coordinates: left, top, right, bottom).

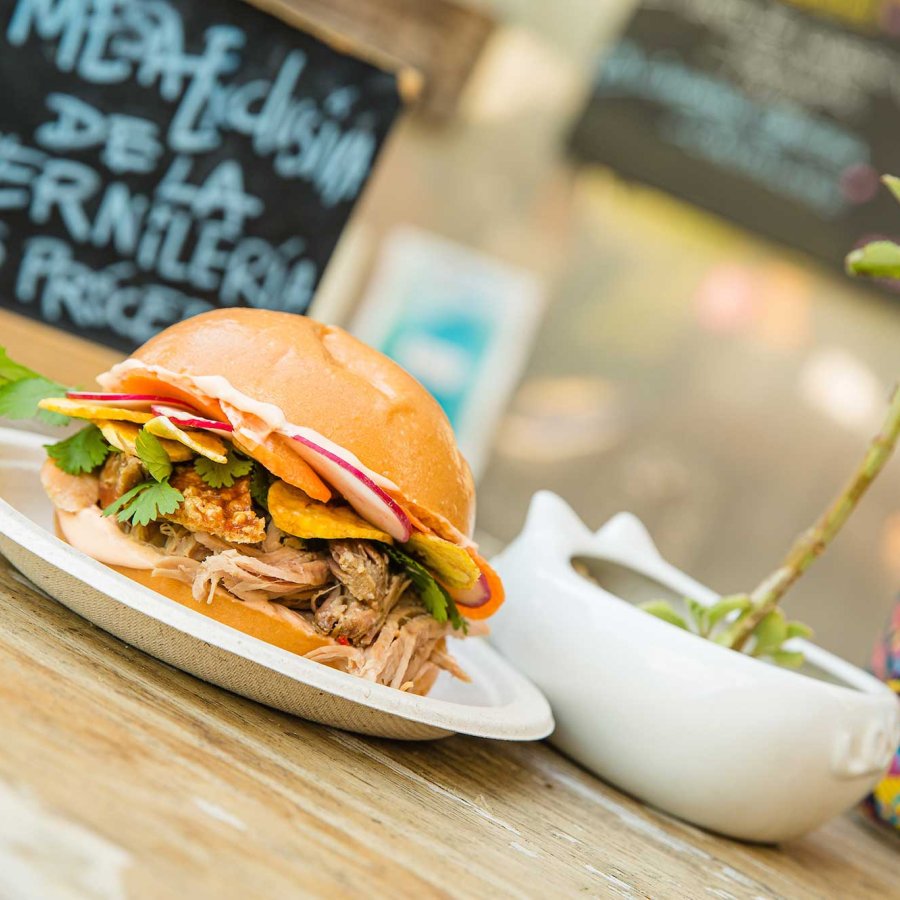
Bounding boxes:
1 312 898 898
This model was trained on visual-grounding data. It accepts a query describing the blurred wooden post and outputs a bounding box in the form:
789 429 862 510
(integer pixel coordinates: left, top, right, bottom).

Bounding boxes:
247 0 495 119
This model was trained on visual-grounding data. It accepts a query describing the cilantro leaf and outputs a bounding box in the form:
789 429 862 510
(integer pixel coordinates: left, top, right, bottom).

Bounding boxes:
0 346 41 385
135 429 172 482
249 462 272 510
102 479 183 527
45 425 113 475
384 545 466 632
195 450 253 488
0 377 69 425
102 482 151 520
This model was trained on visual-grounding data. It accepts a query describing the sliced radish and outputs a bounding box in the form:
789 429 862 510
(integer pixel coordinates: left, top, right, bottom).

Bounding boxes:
287 431 411 542
447 573 491 609
282 425 398 492
150 404 234 434
66 392 193 411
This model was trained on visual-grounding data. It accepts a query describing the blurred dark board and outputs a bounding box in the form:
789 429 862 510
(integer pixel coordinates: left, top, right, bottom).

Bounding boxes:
0 0 401 351
570 0 900 277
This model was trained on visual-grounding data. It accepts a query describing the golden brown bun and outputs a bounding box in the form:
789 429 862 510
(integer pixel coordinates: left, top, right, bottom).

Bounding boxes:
52 513 336 658
110 565 338 659
125 309 475 536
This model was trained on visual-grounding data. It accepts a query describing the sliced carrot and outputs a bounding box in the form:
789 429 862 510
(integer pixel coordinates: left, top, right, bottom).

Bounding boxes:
388 493 430 535
235 432 332 503
116 372 226 422
456 550 505 621
119 372 331 503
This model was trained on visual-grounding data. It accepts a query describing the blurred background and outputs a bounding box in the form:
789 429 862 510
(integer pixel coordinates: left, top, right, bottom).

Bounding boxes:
321 0 900 667
3 0 900 666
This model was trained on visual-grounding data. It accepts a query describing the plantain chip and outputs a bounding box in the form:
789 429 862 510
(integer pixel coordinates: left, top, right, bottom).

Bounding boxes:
144 415 228 463
38 397 153 424
268 480 392 543
402 531 480 590
93 420 193 462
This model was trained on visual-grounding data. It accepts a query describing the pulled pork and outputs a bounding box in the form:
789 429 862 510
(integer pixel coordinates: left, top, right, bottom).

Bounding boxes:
90 451 466 691
98 455 266 543
167 467 266 544
152 522 466 691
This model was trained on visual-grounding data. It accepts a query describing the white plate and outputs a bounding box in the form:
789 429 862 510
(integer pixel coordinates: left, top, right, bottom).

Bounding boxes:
0 427 553 741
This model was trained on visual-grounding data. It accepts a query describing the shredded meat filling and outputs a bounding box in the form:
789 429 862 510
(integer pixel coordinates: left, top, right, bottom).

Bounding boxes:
313 574 408 646
328 540 391 603
151 520 467 690
98 453 144 509
52 456 468 692
166 466 266 543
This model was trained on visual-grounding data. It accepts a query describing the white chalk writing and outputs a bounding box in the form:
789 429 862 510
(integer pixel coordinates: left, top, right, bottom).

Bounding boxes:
0 0 387 344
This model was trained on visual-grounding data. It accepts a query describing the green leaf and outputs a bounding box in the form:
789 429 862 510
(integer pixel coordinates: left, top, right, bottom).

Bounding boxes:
882 174 900 205
135 429 172 483
684 597 709 635
639 600 689 630
250 462 272 510
785 620 813 640
102 479 183 527
845 240 900 280
101 482 151 520
384 545 466 632
0 346 40 385
45 425 112 475
706 594 752 629
768 650 805 669
194 451 252 488
0 377 69 425
752 610 788 655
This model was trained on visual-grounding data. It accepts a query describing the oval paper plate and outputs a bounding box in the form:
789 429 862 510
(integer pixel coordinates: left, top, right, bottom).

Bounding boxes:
0 427 553 741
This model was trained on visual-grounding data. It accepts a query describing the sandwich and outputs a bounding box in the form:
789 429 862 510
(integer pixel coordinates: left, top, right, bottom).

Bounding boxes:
4 309 504 695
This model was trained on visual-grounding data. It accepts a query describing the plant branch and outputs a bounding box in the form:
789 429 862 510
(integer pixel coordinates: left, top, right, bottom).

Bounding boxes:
723 383 900 651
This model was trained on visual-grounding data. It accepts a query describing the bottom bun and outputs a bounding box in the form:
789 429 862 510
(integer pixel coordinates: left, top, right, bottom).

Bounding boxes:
110 566 337 659
54 514 336 659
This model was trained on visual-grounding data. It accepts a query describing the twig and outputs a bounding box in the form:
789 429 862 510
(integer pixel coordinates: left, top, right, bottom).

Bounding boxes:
723 383 900 651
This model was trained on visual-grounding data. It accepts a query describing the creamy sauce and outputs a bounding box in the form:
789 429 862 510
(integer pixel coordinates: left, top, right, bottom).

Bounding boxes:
99 358 475 549
99 359 399 490
57 507 160 569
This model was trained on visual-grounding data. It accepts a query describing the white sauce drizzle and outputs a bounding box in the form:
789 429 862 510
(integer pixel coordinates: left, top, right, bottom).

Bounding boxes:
57 507 160 569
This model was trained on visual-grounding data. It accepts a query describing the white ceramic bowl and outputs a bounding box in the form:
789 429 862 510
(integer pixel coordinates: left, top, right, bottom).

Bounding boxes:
489 491 900 842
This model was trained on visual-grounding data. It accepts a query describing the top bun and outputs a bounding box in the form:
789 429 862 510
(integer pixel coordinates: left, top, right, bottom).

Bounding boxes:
124 309 475 536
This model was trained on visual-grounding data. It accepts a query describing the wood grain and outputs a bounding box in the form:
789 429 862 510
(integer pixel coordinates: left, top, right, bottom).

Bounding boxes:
0 552 897 898
0 309 123 389
1 314 898 897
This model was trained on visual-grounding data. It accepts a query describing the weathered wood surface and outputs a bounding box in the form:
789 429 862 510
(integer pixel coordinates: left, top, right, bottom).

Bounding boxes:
0 312 898 899
0 553 898 899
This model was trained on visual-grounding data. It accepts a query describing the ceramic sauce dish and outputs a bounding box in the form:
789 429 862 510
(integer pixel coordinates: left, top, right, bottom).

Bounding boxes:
488 491 900 843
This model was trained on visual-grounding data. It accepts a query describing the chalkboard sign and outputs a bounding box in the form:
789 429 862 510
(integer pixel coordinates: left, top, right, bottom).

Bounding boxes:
570 0 900 276
0 0 401 350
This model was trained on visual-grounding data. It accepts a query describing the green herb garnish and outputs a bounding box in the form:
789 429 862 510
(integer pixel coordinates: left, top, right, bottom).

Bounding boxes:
101 427 183 526
195 450 253 488
45 425 113 475
384 545 466 632
102 480 184 527
0 351 69 425
249 462 272 510
135 429 172 482
0 347 41 383
0 377 68 424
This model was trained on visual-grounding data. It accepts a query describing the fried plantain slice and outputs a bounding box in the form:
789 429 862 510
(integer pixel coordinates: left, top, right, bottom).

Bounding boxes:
268 480 392 543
